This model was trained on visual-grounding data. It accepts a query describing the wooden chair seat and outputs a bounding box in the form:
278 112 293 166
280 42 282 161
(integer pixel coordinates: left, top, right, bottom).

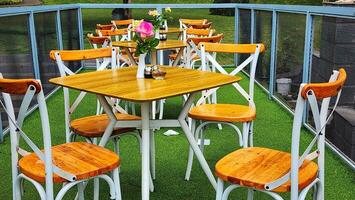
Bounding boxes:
19 142 120 183
188 104 255 122
71 113 141 138
215 147 318 192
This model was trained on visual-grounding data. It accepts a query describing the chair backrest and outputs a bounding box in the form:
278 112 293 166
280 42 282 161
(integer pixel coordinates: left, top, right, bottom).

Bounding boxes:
96 23 115 30
111 19 133 27
265 69 346 199
183 28 215 41
87 33 112 49
190 22 213 29
96 28 130 41
0 75 76 199
179 18 207 28
197 42 265 107
50 48 119 142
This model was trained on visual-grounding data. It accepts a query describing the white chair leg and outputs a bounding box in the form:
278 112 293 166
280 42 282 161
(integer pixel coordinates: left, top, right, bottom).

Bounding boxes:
113 137 120 155
315 181 323 200
151 101 156 119
247 189 254 200
77 182 85 200
149 171 154 192
93 179 99 200
249 122 254 147
131 102 136 115
185 121 200 180
242 122 250 148
158 100 164 120
112 168 122 200
216 178 224 200
150 131 156 180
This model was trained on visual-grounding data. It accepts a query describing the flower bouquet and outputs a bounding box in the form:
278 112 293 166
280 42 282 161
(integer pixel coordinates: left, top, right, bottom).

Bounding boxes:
148 7 172 33
132 21 159 78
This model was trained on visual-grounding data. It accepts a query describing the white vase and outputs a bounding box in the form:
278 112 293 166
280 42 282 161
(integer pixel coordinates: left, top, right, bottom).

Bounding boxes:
137 53 146 78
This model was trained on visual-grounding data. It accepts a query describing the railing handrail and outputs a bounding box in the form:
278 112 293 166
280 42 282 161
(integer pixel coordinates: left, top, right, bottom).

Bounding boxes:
0 3 354 18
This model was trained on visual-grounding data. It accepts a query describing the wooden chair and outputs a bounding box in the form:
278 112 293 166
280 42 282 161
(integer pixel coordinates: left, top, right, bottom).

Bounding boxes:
111 19 133 28
49 48 141 144
185 33 224 69
190 22 213 29
96 23 116 31
0 75 122 200
179 18 208 29
215 68 346 200
86 33 133 68
168 28 215 66
184 43 265 180
96 28 130 41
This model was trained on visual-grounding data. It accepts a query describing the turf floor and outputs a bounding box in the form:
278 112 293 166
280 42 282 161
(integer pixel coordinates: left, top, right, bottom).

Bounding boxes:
0 73 354 199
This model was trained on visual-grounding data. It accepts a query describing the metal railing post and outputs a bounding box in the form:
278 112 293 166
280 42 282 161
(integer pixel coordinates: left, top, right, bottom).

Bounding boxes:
268 10 278 98
302 13 314 123
29 12 40 80
234 7 239 66
77 7 84 50
250 9 255 43
56 10 63 50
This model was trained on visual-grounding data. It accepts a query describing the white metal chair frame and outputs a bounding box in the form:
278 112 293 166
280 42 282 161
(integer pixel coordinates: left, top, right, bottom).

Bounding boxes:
0 76 121 200
185 43 263 180
216 69 344 200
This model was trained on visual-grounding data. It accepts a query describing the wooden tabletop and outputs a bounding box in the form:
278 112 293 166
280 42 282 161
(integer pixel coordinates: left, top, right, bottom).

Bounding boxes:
49 66 241 102
112 40 187 50
159 27 184 34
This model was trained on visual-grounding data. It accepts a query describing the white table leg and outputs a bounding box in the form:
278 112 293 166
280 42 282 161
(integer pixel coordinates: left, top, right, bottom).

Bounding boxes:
178 92 217 190
141 102 151 200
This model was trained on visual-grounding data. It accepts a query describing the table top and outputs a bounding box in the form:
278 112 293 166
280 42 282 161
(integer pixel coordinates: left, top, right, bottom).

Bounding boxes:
112 40 187 50
49 66 241 102
159 27 184 34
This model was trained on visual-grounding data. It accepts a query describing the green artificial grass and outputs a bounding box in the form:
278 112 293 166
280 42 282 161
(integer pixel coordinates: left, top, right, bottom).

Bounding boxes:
0 71 354 199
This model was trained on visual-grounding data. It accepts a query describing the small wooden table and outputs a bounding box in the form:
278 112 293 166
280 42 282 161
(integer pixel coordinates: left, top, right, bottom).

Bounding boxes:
50 66 241 200
112 39 186 66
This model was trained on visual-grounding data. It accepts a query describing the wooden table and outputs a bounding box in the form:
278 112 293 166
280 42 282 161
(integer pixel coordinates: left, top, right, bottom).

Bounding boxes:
50 66 241 200
112 40 186 66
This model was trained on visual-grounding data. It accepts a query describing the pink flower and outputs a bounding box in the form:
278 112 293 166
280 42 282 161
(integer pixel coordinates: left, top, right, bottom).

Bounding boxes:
136 21 154 38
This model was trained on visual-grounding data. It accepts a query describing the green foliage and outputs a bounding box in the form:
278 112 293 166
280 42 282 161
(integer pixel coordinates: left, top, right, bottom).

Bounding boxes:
251 0 322 5
0 0 22 4
132 33 159 56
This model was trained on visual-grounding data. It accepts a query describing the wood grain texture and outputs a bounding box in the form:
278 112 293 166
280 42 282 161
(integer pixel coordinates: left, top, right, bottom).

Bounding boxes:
71 113 141 137
87 34 111 45
19 142 120 183
188 34 224 45
97 28 128 36
180 19 207 25
96 24 115 30
215 147 318 192
189 104 256 122
50 48 115 61
112 40 187 50
301 68 346 99
200 43 266 54
49 66 241 102
0 78 41 95
190 22 213 29
159 27 184 34
112 19 133 26
186 28 212 36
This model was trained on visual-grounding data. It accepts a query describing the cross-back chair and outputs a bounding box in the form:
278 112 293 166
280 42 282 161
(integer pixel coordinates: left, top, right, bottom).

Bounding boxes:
111 19 133 28
86 33 132 68
215 68 346 200
190 22 213 29
96 28 130 41
185 43 265 180
185 33 224 69
0 75 122 200
96 23 116 31
168 28 215 67
179 18 208 29
49 48 141 145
